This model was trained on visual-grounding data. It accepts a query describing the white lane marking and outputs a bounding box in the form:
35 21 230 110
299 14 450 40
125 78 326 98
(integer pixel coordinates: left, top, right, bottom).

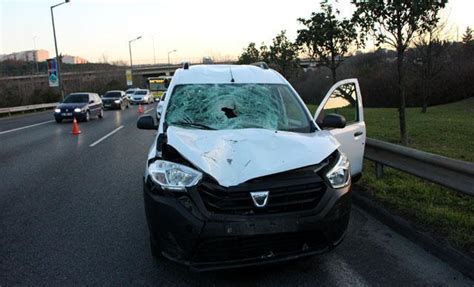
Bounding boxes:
89 125 124 147
144 107 155 114
0 120 55 135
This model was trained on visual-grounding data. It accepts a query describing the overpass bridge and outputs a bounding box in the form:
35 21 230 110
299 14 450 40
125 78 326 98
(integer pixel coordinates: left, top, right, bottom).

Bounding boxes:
0 59 322 97
132 59 320 77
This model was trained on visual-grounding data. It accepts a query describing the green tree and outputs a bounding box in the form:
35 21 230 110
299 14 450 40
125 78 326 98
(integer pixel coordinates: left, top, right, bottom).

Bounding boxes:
462 26 473 44
297 0 356 84
237 42 260 64
352 0 447 145
259 43 270 63
267 31 300 78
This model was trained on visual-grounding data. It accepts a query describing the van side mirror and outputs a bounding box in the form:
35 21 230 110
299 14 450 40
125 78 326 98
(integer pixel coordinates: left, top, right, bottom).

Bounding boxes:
137 115 158 130
320 113 346 129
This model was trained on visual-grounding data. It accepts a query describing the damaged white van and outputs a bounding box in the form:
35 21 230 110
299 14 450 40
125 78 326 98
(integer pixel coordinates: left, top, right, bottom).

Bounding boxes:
137 63 365 271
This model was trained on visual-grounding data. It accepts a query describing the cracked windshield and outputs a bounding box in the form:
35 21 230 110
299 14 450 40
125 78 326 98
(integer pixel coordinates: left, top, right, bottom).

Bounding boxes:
165 84 312 132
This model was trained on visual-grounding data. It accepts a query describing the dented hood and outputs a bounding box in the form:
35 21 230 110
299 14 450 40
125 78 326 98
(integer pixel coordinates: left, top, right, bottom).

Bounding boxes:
166 126 340 187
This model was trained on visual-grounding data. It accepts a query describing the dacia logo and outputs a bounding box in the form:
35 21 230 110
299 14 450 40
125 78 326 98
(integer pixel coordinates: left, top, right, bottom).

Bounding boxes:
250 191 269 208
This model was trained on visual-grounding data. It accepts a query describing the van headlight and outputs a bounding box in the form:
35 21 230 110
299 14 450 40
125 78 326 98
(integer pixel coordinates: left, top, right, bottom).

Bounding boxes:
148 160 202 191
325 153 350 189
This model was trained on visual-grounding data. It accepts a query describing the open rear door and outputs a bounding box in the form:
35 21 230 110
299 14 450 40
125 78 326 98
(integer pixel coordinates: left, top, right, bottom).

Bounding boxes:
314 79 365 176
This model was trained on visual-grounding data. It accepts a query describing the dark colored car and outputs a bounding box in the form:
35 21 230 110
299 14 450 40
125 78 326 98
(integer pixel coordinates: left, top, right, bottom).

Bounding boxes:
102 90 129 110
54 93 103 123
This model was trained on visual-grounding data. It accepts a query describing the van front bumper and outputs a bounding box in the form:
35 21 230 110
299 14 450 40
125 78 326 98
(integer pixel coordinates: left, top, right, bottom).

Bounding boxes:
144 177 352 271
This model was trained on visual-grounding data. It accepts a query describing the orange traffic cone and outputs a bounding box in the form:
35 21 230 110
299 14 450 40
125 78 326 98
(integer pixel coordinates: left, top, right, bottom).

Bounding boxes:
71 117 81 135
137 103 143 114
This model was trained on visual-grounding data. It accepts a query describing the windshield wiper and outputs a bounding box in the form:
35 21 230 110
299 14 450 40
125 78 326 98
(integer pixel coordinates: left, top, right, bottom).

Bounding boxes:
170 121 216 130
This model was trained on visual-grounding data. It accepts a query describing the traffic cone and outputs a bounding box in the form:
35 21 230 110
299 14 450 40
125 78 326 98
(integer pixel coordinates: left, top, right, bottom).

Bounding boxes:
137 103 143 114
71 117 81 135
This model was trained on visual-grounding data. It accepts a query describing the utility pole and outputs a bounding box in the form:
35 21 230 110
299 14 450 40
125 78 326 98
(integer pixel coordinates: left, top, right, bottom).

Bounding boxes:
33 36 39 74
50 0 70 100
129 36 142 75
168 49 177 67
152 36 156 65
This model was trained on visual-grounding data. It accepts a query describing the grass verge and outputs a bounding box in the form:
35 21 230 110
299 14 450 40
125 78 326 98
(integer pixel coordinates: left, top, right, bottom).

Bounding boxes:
307 98 474 255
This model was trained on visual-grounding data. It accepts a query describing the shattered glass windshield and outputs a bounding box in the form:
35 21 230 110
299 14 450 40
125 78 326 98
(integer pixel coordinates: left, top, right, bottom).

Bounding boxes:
165 84 313 133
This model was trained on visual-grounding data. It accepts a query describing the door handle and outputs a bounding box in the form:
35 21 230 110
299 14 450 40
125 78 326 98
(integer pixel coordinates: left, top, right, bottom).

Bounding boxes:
354 131 364 137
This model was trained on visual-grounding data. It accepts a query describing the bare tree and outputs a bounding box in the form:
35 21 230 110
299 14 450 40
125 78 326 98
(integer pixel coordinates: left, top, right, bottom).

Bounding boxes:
100 53 109 64
413 18 450 113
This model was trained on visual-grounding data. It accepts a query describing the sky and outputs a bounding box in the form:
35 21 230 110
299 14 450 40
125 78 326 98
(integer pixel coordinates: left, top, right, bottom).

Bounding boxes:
1 0 473 64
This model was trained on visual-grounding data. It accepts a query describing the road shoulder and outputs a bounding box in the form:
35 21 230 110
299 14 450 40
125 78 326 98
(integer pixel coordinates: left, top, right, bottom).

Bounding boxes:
353 188 474 280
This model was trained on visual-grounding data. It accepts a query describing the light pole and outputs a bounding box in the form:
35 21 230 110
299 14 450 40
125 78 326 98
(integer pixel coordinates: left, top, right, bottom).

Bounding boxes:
33 36 39 74
51 0 70 100
129 36 142 85
152 35 156 65
168 49 177 67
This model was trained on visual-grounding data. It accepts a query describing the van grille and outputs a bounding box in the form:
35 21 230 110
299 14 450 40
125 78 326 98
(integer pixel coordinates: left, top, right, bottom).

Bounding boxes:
198 165 327 215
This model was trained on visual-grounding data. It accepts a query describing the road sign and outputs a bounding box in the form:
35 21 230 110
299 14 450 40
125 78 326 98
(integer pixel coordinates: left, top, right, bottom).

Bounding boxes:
47 58 59 87
126 69 132 86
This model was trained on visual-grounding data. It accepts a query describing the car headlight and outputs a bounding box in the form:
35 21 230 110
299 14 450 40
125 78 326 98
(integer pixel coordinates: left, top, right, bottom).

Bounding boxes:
74 108 82 113
144 96 149 100
148 160 202 191
325 153 351 189
54 108 61 113
114 100 121 104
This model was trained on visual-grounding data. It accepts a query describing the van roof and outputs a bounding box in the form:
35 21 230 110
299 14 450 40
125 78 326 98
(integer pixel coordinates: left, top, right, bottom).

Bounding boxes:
171 65 286 85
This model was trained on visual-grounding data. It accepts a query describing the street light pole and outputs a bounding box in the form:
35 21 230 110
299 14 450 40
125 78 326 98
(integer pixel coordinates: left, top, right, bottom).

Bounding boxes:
50 0 70 100
168 49 177 67
33 36 39 74
152 35 156 65
128 36 142 79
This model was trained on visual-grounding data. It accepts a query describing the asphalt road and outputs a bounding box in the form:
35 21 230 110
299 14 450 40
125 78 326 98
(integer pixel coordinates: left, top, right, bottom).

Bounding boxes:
1 106 472 286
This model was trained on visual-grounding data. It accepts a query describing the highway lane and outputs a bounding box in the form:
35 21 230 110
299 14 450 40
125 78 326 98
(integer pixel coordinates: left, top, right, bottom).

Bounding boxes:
0 111 55 133
1 106 473 286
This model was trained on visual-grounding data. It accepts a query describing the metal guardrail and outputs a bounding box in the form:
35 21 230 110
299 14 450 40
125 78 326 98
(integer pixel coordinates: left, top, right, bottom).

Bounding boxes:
0 103 58 116
364 138 474 196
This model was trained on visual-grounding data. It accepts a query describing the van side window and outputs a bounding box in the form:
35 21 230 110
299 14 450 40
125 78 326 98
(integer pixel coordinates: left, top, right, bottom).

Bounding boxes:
320 83 358 126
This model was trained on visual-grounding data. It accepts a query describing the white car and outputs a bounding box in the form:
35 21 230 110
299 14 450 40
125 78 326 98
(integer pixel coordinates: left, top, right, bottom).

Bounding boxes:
130 89 154 105
125 88 139 102
137 63 366 270
156 92 166 120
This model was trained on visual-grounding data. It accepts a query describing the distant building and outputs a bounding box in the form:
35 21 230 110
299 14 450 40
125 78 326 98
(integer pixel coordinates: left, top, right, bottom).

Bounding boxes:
0 49 49 62
62 55 88 64
0 50 88 64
